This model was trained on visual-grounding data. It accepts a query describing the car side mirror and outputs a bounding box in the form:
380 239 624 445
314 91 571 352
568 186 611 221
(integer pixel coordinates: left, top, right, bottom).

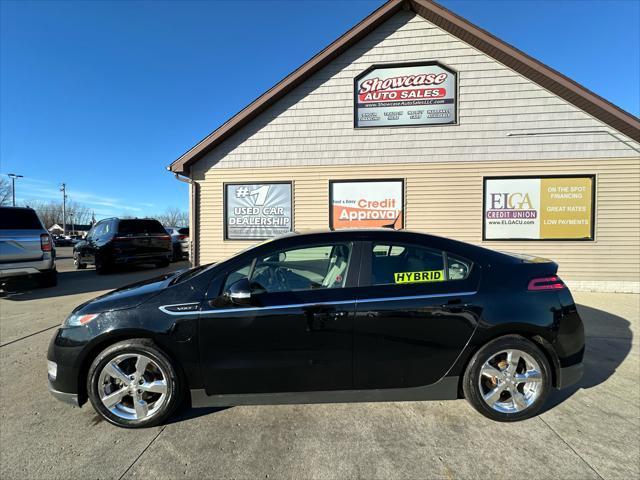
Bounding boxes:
226 278 253 306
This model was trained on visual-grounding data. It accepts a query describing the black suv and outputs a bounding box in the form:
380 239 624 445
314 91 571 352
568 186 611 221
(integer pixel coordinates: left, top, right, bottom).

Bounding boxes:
73 218 171 274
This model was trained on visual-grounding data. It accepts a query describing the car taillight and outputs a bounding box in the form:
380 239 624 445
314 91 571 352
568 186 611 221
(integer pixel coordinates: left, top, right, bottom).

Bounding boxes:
160 234 171 242
528 276 565 291
40 234 52 252
178 235 188 241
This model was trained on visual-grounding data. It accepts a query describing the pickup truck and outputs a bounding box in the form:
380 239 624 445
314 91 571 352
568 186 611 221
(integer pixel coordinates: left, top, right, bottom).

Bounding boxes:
0 206 57 288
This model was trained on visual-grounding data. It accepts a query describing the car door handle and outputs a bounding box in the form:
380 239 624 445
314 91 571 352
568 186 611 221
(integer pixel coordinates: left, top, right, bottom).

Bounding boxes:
307 310 349 331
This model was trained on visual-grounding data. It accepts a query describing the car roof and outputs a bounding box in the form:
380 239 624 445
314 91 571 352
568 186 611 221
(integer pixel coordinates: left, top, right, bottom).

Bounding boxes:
262 228 509 264
0 206 35 211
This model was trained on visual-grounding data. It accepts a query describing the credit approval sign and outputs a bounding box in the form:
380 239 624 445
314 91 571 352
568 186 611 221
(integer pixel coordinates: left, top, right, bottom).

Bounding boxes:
355 62 457 128
330 179 404 230
483 176 595 240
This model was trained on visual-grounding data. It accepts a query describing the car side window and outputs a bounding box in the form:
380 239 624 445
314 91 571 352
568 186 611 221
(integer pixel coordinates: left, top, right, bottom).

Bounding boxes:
371 243 473 285
371 243 445 286
250 243 352 293
447 254 472 281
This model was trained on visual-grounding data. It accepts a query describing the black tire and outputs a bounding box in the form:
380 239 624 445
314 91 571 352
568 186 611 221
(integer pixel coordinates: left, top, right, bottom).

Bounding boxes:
95 254 111 275
87 339 182 428
73 253 86 270
37 269 58 288
156 259 170 268
170 245 180 263
463 335 552 422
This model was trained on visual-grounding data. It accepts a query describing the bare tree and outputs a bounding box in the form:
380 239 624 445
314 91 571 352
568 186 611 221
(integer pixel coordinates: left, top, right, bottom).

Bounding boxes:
156 207 188 227
23 199 94 230
0 177 12 206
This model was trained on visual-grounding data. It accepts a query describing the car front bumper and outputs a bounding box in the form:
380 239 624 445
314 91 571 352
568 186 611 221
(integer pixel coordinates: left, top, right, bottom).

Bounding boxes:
47 328 86 406
48 380 79 407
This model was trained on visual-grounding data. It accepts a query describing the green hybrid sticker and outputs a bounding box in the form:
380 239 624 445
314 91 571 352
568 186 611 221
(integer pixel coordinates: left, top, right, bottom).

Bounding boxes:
394 270 444 284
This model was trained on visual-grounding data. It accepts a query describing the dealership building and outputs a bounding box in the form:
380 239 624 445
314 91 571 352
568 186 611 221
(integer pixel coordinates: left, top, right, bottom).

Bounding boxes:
169 0 640 293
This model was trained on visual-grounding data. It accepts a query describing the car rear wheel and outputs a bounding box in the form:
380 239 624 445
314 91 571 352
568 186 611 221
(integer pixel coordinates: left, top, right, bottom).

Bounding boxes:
156 259 170 268
37 269 57 288
463 335 551 422
87 339 182 428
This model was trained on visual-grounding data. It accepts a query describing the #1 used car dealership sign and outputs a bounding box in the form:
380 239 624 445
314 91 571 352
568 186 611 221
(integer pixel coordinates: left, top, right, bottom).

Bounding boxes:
355 61 457 128
483 176 595 240
225 183 293 240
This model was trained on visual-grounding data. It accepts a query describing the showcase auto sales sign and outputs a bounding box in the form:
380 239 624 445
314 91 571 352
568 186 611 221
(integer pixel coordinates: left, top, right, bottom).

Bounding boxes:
355 62 457 127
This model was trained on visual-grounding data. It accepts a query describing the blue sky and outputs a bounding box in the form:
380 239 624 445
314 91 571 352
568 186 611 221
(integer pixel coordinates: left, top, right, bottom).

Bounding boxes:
1 0 638 219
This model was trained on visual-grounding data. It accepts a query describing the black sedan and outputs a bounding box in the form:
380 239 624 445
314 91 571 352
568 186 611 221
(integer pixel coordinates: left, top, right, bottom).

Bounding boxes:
47 229 584 428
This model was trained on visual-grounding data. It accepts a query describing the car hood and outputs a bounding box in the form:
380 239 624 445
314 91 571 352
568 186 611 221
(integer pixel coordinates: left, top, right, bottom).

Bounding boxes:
73 270 184 313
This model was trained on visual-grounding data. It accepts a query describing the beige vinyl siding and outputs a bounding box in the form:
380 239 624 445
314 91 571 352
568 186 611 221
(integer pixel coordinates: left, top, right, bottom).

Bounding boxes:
195 157 640 288
194 11 639 173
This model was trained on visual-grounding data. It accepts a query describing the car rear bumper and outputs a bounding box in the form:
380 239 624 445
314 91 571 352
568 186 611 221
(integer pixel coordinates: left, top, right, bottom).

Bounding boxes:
557 362 584 389
0 256 55 279
113 253 171 265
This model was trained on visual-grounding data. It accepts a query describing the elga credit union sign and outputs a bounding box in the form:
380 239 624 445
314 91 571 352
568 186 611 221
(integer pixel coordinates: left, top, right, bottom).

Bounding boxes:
354 62 457 128
330 179 404 230
224 182 293 239
483 176 595 240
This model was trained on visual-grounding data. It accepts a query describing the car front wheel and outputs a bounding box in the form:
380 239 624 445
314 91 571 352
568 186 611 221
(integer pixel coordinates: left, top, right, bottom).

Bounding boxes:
463 335 551 422
87 339 182 428
73 253 86 270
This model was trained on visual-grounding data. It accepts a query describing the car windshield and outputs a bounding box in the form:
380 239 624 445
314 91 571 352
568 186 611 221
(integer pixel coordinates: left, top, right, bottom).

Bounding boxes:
118 219 165 235
169 264 210 285
0 208 43 230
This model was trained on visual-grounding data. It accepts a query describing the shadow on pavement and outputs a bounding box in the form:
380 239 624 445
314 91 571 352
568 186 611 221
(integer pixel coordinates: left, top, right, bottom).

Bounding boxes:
166 406 232 425
0 262 190 301
544 303 633 411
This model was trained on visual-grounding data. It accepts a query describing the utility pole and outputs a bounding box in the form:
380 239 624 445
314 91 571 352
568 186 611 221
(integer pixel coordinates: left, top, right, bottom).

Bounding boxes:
8 173 23 207
60 183 67 234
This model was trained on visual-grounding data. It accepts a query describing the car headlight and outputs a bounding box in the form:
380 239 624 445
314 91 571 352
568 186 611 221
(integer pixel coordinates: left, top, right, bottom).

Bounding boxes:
63 313 100 327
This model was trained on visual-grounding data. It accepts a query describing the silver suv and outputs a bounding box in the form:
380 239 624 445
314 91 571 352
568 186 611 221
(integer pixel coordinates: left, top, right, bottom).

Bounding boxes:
0 206 57 287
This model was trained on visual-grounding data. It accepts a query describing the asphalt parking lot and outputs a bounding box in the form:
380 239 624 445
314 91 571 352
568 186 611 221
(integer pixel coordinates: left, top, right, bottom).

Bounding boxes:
0 247 638 479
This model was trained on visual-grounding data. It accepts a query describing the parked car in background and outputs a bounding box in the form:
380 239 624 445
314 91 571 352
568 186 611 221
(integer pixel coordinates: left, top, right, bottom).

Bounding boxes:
165 227 189 262
53 235 72 247
54 234 82 247
73 218 172 274
0 206 57 288
49 229 584 428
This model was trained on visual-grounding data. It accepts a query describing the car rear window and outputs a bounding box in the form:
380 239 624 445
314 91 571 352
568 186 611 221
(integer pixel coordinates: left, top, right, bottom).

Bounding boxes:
0 208 43 230
178 227 189 235
117 219 166 235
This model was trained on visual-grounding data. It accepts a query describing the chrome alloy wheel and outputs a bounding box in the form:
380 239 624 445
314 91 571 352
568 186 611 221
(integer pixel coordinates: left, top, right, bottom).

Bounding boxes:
97 353 168 421
478 349 543 414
